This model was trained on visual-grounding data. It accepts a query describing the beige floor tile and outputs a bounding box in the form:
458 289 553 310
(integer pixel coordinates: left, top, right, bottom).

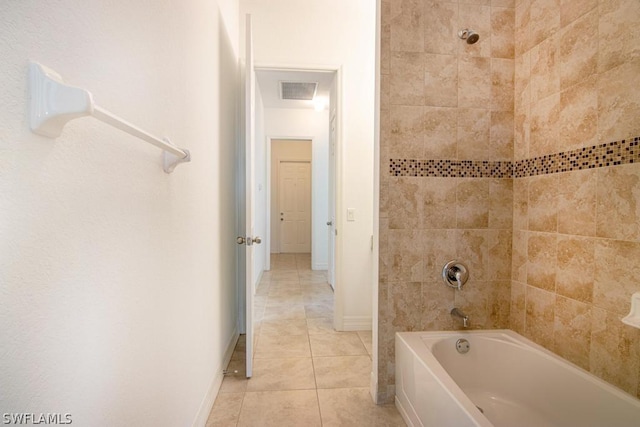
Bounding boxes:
302 292 333 303
219 373 249 393
255 333 311 358
300 282 332 290
357 330 373 355
252 322 261 338
231 336 247 362
305 302 334 318
206 392 244 427
231 348 246 362
224 358 246 374
254 295 268 306
300 286 333 295
313 356 372 388
295 254 312 270
298 271 328 284
263 304 306 320
271 253 298 268
273 252 297 258
256 283 270 296
307 317 337 335
310 333 368 356
269 278 301 286
260 270 273 280
317 388 406 426
266 294 305 306
237 390 321 427
260 318 308 336
211 258 395 427
271 263 299 272
301 286 333 297
247 357 316 391
268 286 302 298
269 277 301 284
270 270 300 281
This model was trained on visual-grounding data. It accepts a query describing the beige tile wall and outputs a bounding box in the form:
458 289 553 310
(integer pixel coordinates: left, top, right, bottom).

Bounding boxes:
512 0 640 398
379 0 640 405
378 0 515 404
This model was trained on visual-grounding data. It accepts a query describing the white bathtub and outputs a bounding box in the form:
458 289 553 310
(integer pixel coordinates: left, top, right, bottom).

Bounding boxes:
395 330 640 427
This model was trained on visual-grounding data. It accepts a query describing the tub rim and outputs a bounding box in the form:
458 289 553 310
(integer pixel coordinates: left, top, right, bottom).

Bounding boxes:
395 329 640 427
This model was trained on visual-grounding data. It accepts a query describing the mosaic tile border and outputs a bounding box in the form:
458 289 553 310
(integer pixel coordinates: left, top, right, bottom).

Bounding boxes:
514 136 640 177
389 159 512 178
389 136 640 178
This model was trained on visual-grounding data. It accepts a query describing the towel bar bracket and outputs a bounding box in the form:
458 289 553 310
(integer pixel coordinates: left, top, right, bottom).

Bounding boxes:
28 62 190 173
163 147 191 174
29 62 93 138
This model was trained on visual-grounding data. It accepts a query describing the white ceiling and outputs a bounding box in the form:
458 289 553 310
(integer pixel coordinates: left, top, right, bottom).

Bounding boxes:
255 68 335 110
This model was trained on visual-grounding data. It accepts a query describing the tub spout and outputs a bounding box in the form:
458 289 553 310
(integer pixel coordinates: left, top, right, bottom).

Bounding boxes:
451 308 469 328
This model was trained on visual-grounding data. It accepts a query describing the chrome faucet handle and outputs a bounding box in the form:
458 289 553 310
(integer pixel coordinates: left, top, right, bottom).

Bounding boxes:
442 260 469 290
454 270 464 290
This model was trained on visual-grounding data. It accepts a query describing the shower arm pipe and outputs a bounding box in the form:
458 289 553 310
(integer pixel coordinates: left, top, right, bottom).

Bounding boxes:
29 62 190 173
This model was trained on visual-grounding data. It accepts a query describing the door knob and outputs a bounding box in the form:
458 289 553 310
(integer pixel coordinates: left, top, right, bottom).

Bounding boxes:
326 221 333 226
237 236 261 245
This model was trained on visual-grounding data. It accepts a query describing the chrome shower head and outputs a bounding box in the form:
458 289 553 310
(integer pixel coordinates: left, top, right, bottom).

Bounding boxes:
466 31 479 44
458 29 480 44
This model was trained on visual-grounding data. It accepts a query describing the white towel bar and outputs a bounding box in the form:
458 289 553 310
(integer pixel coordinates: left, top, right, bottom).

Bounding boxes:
28 62 190 173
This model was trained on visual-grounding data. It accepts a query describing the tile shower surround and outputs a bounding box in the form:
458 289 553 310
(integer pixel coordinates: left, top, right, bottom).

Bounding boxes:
390 136 640 178
380 0 640 407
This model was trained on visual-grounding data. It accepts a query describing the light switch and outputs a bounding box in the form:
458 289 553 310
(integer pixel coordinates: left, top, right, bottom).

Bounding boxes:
347 208 355 221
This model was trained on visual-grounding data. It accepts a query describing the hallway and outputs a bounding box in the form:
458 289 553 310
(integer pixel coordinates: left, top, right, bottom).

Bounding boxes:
206 254 404 426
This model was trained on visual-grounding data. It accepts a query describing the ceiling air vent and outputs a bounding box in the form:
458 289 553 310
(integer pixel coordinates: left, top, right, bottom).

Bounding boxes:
280 81 318 100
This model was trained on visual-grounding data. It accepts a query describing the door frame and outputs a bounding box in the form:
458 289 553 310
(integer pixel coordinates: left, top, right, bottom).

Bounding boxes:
258 64 344 331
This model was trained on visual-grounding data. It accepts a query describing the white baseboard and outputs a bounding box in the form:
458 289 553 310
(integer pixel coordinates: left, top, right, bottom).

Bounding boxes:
341 315 372 331
191 327 239 427
312 262 328 270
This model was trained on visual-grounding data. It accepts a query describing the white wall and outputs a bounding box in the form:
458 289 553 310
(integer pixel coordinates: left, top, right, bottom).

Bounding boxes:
240 0 376 327
0 1 239 426
264 108 330 270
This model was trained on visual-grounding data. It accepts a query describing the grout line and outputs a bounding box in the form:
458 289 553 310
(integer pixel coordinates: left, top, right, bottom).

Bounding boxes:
234 392 246 427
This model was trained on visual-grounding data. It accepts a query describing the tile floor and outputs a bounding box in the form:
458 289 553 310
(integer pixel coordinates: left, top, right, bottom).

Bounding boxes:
206 253 405 426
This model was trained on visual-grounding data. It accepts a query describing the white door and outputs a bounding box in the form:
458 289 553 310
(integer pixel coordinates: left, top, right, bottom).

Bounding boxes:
236 14 258 379
279 161 311 253
327 114 337 288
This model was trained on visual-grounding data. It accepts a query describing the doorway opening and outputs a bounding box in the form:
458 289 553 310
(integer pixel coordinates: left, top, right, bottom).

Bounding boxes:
255 67 339 299
240 64 342 382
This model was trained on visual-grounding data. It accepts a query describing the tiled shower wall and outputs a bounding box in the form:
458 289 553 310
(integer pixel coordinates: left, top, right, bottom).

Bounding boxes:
378 0 640 404
510 0 640 398
378 0 515 403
